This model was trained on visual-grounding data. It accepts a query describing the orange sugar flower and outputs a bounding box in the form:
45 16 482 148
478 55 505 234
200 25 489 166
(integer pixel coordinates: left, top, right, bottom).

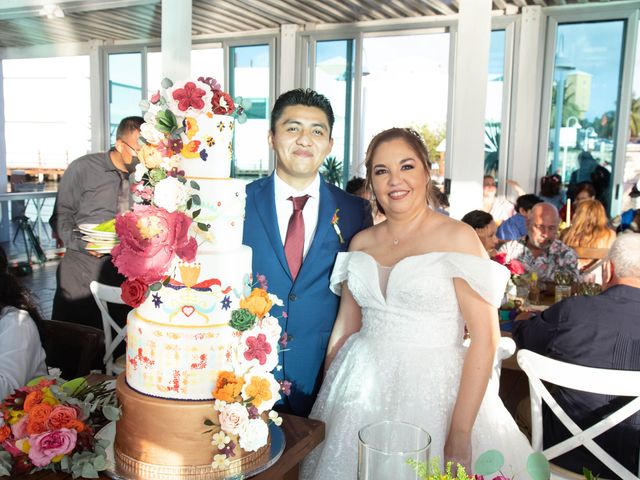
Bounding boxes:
213 371 244 403
240 288 273 319
244 377 272 408
29 403 52 424
23 391 44 413
0 424 10 442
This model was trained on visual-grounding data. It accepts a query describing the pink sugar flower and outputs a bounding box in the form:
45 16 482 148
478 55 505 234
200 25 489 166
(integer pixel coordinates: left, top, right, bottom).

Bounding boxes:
112 205 197 284
243 333 272 366
28 428 77 467
172 82 207 112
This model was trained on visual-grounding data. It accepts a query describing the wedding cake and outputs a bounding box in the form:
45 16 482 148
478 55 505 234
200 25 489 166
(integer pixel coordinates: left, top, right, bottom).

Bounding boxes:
111 78 283 479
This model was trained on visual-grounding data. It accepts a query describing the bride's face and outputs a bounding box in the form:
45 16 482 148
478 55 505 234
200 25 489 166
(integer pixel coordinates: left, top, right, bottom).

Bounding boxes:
371 138 428 216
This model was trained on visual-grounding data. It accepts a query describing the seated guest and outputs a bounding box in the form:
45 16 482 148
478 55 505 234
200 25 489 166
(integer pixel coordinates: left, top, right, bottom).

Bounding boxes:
0 247 48 399
559 198 615 283
497 193 542 241
559 181 596 223
497 202 579 282
481 175 515 225
345 176 366 197
538 174 564 210
461 210 498 257
612 181 640 233
512 233 640 478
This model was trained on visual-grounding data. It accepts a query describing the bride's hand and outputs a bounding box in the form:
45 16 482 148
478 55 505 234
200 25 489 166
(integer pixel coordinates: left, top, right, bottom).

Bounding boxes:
443 431 472 474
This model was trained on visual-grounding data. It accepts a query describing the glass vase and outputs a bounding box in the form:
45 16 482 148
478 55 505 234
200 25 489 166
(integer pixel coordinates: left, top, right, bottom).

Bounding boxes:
358 421 431 480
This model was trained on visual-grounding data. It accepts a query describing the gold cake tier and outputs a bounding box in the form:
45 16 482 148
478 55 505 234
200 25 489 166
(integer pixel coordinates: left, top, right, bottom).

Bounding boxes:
114 375 270 480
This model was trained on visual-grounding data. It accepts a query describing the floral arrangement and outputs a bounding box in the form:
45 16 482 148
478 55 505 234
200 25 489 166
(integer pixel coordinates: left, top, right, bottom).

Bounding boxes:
204 281 288 470
112 76 250 305
408 450 550 480
493 253 530 310
0 377 120 478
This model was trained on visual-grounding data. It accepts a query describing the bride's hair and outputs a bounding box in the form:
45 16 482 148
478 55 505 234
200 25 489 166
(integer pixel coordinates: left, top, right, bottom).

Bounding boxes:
364 127 434 215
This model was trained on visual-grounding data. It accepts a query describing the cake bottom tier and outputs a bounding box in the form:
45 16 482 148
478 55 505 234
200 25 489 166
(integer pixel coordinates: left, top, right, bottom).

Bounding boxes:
114 375 270 480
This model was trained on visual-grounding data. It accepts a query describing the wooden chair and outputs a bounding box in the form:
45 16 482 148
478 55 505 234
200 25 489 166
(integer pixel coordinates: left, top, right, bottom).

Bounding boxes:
40 319 105 379
517 349 640 480
573 246 610 283
90 281 127 375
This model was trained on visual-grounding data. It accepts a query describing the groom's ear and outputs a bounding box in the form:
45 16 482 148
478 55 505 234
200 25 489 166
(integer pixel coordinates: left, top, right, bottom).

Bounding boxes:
267 131 274 150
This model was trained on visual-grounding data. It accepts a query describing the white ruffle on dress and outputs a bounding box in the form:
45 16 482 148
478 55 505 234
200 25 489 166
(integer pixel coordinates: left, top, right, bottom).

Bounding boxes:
300 251 533 480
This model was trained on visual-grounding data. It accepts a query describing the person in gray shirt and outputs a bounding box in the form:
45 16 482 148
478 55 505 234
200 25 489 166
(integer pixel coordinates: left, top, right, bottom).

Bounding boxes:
51 116 143 331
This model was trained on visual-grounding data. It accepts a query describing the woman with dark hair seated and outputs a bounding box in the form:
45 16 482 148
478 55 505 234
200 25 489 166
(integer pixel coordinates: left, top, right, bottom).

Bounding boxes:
0 247 47 399
461 209 498 257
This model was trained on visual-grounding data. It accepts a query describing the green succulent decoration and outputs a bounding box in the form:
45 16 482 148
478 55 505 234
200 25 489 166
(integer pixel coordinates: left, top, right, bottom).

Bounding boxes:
321 156 343 187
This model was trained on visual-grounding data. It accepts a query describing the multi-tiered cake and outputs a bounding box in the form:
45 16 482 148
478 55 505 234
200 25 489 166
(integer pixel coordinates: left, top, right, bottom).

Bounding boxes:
111 78 283 480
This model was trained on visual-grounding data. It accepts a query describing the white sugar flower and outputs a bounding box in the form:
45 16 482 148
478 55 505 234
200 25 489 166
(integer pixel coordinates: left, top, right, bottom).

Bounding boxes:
133 162 147 182
238 418 269 452
268 410 283 426
140 122 165 145
153 176 189 213
211 431 231 450
218 402 249 436
161 155 181 172
211 454 229 469
268 293 283 307
259 315 282 341
214 399 227 411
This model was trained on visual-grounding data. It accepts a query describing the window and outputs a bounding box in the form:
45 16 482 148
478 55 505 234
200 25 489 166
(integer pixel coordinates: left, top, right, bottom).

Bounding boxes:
3 56 90 170
484 30 506 178
108 52 143 145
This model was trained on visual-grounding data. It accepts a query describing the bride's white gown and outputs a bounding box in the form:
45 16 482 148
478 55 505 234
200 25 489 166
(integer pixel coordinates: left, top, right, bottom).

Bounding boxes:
301 251 533 480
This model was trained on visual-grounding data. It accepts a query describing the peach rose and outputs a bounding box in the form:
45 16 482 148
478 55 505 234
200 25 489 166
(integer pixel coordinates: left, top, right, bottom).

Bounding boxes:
240 288 272 319
218 403 249 436
47 406 78 430
138 143 164 169
0 424 10 442
23 390 43 413
29 404 52 425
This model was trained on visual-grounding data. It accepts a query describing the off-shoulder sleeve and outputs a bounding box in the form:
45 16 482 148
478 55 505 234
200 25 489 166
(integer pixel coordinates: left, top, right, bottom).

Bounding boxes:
329 252 352 296
445 253 510 308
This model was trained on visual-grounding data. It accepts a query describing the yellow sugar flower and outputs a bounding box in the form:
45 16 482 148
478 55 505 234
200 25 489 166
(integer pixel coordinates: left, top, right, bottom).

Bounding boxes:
244 377 272 407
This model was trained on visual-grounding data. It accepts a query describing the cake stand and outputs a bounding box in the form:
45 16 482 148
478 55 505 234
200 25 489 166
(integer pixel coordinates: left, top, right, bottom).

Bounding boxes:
96 421 286 480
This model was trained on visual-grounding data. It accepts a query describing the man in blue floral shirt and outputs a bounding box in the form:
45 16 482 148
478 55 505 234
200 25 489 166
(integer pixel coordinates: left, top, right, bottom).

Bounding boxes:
497 202 578 282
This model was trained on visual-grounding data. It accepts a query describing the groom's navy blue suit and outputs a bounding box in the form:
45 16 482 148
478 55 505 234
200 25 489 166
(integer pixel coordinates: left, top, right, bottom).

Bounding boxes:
243 173 371 417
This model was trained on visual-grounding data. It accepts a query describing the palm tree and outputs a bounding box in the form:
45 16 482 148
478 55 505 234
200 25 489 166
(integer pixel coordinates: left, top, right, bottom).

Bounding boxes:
321 156 343 187
629 96 640 139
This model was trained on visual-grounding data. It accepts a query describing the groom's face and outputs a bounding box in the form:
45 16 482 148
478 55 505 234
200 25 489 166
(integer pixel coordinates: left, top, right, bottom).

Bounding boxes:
269 105 333 189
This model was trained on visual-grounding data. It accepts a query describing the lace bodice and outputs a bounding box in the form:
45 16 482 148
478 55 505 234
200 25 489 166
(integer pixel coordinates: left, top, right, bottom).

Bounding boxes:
330 251 509 347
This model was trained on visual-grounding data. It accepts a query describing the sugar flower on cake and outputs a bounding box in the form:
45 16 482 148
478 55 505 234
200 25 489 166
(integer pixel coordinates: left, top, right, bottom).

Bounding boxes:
259 315 283 342
112 205 197 286
237 418 269 453
166 80 213 117
153 176 190 213
238 327 279 372
241 369 281 414
217 402 249 436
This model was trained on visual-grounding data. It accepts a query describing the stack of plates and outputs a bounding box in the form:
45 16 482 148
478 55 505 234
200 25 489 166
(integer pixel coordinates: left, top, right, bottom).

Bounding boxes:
79 223 119 254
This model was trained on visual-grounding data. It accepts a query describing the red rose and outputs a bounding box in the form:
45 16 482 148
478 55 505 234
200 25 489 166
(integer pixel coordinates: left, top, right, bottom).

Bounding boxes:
121 278 148 307
493 252 507 265
508 259 525 275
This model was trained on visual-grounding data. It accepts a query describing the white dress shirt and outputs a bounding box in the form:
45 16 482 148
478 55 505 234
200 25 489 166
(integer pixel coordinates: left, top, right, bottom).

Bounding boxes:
273 173 320 260
0 306 48 400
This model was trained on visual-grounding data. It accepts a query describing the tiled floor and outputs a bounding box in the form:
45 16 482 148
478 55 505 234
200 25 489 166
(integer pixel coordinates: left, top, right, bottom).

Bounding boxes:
14 258 59 321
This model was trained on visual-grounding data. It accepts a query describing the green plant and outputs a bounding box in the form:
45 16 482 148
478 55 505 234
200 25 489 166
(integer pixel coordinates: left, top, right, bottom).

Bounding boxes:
413 123 446 165
321 156 343 186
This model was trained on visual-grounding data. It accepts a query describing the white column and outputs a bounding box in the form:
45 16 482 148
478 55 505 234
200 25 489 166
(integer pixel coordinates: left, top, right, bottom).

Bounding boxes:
0 60 8 242
278 24 298 95
161 0 192 81
509 6 545 194
89 40 107 151
448 0 492 220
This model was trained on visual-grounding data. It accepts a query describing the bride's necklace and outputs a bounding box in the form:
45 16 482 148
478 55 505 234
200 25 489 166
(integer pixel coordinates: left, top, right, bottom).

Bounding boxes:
388 209 430 247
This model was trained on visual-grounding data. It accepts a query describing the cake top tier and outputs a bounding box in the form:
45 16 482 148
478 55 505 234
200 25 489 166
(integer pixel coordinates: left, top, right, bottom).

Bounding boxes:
137 77 248 180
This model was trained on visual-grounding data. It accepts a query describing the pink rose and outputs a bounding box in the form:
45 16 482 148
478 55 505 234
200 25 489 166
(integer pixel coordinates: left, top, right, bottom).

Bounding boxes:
218 403 249 435
11 415 29 439
508 259 526 275
28 428 77 467
111 205 197 284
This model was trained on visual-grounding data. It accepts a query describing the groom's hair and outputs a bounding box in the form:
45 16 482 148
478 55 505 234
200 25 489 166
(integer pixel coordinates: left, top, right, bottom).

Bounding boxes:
270 89 334 136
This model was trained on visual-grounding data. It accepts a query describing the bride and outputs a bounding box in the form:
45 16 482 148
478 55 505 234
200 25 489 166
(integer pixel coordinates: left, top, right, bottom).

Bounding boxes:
300 128 532 479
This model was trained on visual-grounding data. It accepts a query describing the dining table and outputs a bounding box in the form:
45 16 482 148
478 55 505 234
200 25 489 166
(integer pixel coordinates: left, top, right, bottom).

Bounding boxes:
2 413 324 480
0 189 57 242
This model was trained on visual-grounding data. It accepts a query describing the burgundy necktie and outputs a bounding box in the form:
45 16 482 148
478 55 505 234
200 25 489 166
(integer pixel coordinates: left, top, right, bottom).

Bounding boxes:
284 195 310 280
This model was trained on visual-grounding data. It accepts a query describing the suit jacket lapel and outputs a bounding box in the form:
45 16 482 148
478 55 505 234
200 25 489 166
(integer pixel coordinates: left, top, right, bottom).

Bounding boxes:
254 175 291 280
299 179 338 279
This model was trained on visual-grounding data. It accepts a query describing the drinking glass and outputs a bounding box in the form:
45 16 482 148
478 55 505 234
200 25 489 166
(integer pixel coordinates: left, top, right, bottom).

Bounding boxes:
358 421 431 480
554 284 572 303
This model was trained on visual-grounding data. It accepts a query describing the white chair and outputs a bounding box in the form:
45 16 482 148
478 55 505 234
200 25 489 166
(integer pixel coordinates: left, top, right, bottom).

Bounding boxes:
90 281 127 375
517 349 640 480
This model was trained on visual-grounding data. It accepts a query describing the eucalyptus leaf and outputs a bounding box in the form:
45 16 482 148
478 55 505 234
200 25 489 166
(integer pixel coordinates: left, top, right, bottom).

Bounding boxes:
161 77 173 89
149 282 163 292
237 112 248 124
92 454 107 471
473 449 504 475
190 180 200 190
197 222 209 232
61 455 71 470
527 452 550 480
103 405 122 421
192 209 201 219
186 198 192 210
81 462 99 478
192 194 201 206
0 451 12 476
139 99 150 112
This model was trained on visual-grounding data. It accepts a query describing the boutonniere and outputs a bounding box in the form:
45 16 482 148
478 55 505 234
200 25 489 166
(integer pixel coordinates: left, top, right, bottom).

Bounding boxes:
331 208 344 244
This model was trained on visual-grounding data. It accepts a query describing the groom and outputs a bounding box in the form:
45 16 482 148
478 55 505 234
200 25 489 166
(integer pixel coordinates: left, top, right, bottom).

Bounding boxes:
243 89 371 417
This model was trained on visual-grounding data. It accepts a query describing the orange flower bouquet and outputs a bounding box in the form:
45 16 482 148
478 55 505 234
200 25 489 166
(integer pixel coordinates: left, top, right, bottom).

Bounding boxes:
0 377 120 478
